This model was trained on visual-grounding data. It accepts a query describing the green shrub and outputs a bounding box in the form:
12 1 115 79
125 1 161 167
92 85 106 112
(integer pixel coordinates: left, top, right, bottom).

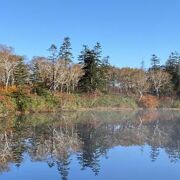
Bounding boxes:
11 89 30 112
31 86 51 97
172 100 180 108
29 94 60 112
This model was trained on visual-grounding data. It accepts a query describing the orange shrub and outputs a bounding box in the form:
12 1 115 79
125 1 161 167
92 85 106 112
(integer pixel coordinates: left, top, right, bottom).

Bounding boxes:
6 86 18 94
139 95 159 108
0 86 18 95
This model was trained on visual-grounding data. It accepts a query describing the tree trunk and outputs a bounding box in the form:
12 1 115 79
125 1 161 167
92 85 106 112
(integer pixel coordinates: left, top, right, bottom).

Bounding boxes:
66 84 69 94
60 84 63 93
155 88 159 97
138 91 143 101
5 75 10 90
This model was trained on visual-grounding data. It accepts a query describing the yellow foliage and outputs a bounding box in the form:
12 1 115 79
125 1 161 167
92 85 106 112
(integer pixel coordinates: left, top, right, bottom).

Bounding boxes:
0 86 18 95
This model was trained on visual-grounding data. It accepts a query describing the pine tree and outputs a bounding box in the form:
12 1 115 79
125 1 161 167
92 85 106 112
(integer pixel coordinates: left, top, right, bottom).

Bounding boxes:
101 56 110 91
59 37 73 66
14 57 28 86
151 54 160 70
78 43 108 93
30 62 45 95
48 44 57 92
30 62 42 84
166 52 180 94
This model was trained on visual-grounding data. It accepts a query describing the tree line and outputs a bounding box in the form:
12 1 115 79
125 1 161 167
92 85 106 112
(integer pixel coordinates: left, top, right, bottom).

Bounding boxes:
0 37 180 99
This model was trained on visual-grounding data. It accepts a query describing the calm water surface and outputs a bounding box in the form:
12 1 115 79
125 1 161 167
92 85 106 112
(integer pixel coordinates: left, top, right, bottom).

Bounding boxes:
0 110 180 180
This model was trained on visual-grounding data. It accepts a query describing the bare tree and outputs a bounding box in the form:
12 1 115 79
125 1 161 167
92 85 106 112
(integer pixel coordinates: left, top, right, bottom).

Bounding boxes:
69 64 83 92
0 45 19 89
131 69 150 100
148 69 172 97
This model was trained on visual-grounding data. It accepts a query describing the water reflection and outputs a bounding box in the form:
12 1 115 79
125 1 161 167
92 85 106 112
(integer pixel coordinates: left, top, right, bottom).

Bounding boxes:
0 110 180 179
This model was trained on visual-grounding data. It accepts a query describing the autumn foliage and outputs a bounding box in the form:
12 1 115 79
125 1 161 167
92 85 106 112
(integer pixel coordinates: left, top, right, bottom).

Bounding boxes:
139 95 159 108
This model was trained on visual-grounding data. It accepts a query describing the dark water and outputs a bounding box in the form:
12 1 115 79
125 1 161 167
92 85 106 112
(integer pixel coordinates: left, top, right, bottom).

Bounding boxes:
0 110 180 180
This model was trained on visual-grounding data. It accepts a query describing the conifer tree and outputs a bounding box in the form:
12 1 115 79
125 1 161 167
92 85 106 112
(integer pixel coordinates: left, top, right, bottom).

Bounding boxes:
14 57 28 86
59 37 73 66
78 43 109 93
166 52 180 94
30 62 42 84
151 54 160 70
101 56 110 90
30 62 45 95
48 44 57 92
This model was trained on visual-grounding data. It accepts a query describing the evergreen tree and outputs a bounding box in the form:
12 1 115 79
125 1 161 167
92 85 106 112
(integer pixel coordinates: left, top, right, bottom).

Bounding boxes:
101 56 110 91
165 52 180 94
59 37 73 66
30 62 42 84
48 44 58 92
14 57 28 86
151 54 160 70
30 62 45 95
78 43 108 93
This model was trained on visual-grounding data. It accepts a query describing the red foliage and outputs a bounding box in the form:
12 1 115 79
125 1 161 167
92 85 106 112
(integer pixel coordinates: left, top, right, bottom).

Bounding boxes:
0 95 5 101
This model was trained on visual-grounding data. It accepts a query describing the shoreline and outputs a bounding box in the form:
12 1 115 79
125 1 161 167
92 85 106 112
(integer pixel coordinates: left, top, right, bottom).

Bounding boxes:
1 107 180 119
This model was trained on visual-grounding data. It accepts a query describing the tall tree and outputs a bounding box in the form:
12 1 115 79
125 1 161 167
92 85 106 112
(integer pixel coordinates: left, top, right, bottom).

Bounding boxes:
48 44 58 92
13 57 28 86
148 69 172 97
78 43 108 93
151 54 160 70
101 56 110 91
30 62 45 95
0 45 18 89
29 56 51 90
165 52 180 94
30 62 42 84
131 69 149 100
59 37 73 66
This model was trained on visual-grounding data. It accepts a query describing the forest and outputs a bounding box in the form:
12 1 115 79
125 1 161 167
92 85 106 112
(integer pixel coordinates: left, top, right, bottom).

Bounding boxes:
0 37 180 114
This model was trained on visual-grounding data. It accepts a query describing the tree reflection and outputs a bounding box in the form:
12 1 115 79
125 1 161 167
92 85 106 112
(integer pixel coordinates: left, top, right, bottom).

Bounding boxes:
150 146 160 162
0 110 180 177
56 155 70 180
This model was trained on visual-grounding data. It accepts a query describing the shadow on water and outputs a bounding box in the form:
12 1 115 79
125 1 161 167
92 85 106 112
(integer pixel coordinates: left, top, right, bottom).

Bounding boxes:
0 110 180 179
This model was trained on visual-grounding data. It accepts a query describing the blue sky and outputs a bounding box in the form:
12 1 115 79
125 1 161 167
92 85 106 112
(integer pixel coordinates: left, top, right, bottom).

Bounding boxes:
1 0 180 68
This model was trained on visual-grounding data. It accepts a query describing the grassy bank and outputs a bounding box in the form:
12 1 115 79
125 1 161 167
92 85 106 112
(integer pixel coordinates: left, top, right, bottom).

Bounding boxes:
1 91 180 117
0 92 138 115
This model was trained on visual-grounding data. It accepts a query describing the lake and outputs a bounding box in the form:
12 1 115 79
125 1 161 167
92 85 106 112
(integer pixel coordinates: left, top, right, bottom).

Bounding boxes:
0 110 180 180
